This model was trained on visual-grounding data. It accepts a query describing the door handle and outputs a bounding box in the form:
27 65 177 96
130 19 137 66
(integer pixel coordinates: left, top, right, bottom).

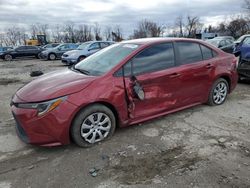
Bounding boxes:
169 73 180 78
206 64 213 69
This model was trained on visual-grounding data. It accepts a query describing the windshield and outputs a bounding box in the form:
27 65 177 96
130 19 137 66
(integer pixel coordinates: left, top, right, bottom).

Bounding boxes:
74 43 140 76
235 35 246 43
77 42 92 50
207 40 220 47
55 44 64 49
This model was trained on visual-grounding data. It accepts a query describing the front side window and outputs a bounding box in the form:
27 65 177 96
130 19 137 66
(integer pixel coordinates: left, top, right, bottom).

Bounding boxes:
131 43 175 76
89 43 100 50
176 42 202 65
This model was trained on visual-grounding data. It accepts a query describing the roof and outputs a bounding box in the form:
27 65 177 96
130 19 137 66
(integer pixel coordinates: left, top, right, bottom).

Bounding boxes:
121 37 203 45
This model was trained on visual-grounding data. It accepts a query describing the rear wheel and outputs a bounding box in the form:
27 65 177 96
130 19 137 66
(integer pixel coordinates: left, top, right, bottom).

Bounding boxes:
208 78 229 106
4 54 13 61
71 104 116 147
48 53 56 60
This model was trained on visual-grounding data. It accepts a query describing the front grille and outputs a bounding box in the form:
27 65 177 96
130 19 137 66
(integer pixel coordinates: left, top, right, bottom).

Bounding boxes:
12 113 29 143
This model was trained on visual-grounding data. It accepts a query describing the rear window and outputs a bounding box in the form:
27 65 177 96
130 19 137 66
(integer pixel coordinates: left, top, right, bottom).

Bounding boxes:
176 42 202 65
200 45 213 60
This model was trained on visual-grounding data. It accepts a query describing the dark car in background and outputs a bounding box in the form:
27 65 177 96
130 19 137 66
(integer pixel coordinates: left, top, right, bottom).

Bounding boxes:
10 38 238 147
206 38 235 54
61 41 114 65
0 46 44 61
39 43 79 60
234 35 250 80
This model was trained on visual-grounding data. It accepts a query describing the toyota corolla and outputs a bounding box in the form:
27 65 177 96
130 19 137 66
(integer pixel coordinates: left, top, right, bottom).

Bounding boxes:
10 38 238 147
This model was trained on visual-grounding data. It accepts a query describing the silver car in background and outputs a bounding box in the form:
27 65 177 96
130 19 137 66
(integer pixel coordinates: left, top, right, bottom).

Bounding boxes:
61 41 114 65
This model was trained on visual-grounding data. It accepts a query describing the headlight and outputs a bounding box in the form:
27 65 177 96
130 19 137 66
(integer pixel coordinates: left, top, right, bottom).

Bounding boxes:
17 96 67 116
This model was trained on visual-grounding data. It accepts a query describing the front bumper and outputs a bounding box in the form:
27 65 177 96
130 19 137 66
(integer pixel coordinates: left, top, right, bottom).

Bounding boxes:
61 57 78 65
39 53 49 60
11 97 78 146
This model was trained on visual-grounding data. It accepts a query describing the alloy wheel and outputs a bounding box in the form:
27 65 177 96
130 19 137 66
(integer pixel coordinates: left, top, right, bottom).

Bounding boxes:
213 82 228 105
80 112 111 144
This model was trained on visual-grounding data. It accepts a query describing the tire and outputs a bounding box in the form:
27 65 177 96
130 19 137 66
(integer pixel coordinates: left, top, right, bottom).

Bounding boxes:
71 104 116 147
77 56 86 63
4 54 13 61
208 78 229 106
48 53 56 60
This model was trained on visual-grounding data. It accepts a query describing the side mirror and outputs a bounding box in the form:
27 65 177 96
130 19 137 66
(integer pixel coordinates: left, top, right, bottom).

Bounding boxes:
57 47 61 51
130 76 145 100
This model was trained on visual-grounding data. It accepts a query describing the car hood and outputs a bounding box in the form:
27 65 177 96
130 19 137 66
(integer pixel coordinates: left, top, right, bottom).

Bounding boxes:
16 69 96 102
42 48 55 53
64 50 84 57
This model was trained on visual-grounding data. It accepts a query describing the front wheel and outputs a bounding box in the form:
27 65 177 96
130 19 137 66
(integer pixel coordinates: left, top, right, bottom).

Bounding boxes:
48 53 56 60
4 54 13 61
71 104 116 147
208 78 229 106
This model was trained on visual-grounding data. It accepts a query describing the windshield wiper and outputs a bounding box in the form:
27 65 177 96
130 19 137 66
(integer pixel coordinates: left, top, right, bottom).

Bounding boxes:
70 65 90 75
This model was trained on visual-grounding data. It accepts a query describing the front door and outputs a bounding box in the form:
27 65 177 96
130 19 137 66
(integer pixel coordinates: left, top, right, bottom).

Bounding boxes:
122 43 180 120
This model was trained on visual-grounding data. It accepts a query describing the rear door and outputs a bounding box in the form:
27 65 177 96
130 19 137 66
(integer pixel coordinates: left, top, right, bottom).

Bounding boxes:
122 43 181 119
174 41 215 106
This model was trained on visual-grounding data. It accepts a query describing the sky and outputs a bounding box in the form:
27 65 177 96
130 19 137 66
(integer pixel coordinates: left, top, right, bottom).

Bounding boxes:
0 0 246 36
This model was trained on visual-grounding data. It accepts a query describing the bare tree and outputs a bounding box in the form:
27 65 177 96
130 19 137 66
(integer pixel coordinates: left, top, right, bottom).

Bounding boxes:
112 25 123 42
64 21 76 43
186 15 202 38
104 26 112 41
3 26 26 46
132 19 163 39
93 23 102 41
227 18 249 38
175 16 184 37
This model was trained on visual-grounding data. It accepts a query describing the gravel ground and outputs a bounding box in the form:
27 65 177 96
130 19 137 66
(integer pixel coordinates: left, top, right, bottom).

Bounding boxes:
0 58 250 188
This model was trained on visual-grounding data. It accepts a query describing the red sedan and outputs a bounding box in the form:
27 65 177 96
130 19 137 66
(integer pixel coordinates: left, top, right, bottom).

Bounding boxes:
10 38 238 147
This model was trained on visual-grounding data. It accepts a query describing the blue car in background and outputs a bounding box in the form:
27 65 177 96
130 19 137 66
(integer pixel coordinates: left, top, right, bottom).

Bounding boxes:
234 35 250 80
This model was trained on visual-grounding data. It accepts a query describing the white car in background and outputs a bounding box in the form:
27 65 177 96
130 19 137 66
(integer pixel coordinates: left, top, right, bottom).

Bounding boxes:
61 41 115 65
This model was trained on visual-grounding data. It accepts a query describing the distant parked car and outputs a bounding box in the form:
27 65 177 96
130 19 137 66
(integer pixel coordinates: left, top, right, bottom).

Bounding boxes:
206 38 235 54
0 46 13 52
61 41 115 65
213 36 235 41
42 43 60 49
234 35 250 80
0 46 44 61
39 43 79 60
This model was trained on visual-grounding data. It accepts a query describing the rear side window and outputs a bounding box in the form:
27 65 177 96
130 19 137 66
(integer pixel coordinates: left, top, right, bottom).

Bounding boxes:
200 45 213 60
132 43 175 75
176 42 202 65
